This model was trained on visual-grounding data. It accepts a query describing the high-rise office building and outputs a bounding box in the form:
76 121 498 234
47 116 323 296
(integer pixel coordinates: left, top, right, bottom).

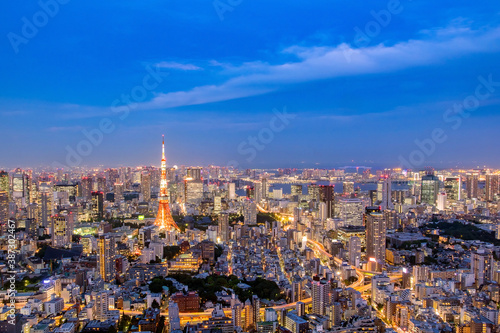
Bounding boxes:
378 177 393 210
252 295 261 324
319 185 334 219
96 177 106 192
52 214 74 247
466 174 479 199
0 191 8 224
97 235 116 282
366 211 386 271
214 196 222 215
308 184 320 202
421 174 439 205
141 172 151 201
348 236 361 268
218 212 230 242
311 276 330 316
343 181 354 195
187 167 202 181
485 174 499 202
444 177 461 201
437 192 447 211
338 198 364 226
91 191 104 220
228 182 236 200
114 183 124 202
12 168 28 200
37 183 53 228
471 249 493 286
254 181 263 203
185 179 204 204
0 171 9 200
261 178 268 199
81 176 93 200
291 184 302 201
291 280 302 303
243 200 257 225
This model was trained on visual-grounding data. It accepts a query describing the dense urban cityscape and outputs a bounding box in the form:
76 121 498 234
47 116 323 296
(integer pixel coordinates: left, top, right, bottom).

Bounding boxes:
1 135 500 333
2 1 500 333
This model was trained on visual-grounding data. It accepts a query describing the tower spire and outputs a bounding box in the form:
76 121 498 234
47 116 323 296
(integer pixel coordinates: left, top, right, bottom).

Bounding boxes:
155 134 180 232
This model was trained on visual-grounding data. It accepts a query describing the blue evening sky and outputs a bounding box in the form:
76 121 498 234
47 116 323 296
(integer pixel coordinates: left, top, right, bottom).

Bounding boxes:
1 1 499 169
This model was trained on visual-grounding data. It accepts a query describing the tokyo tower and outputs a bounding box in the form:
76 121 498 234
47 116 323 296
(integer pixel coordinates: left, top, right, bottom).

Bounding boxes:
155 135 180 231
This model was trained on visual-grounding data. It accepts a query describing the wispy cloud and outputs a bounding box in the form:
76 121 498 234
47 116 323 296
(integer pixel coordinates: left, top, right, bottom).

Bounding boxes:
47 126 85 132
156 61 202 71
136 24 500 110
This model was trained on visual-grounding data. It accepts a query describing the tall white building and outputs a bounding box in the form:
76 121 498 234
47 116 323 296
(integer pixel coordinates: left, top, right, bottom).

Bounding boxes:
338 198 364 226
348 236 361 268
437 192 447 211
311 276 330 315
169 301 181 331
243 200 257 225
228 183 236 200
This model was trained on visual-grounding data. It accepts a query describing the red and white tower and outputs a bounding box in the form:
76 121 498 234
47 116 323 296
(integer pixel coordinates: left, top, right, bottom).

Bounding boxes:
155 135 180 232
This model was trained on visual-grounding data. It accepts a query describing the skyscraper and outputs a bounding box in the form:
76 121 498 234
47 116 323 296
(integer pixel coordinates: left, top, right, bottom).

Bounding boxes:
466 174 479 199
253 181 263 203
0 171 9 200
348 236 361 268
91 191 104 220
471 249 493 286
243 200 257 225
97 235 116 282
319 185 334 219
0 191 8 224
218 212 230 242
37 183 53 228
155 135 180 232
485 174 499 202
308 184 320 202
366 211 386 272
187 167 202 181
141 172 151 201
343 181 354 195
421 174 439 205
378 177 393 210
291 280 302 303
338 198 364 226
52 214 74 247
80 176 93 200
311 276 330 316
437 192 447 211
444 177 461 201
227 182 236 200
291 184 302 201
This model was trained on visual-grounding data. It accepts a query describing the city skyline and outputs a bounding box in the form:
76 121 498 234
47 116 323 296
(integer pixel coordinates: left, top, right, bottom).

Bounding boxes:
1 1 500 168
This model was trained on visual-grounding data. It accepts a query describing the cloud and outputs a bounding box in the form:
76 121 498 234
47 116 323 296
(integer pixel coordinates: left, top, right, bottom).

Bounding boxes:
47 126 85 132
136 24 500 111
156 61 202 71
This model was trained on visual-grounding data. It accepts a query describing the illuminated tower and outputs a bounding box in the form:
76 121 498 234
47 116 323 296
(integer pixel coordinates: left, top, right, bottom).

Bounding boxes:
155 135 180 232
